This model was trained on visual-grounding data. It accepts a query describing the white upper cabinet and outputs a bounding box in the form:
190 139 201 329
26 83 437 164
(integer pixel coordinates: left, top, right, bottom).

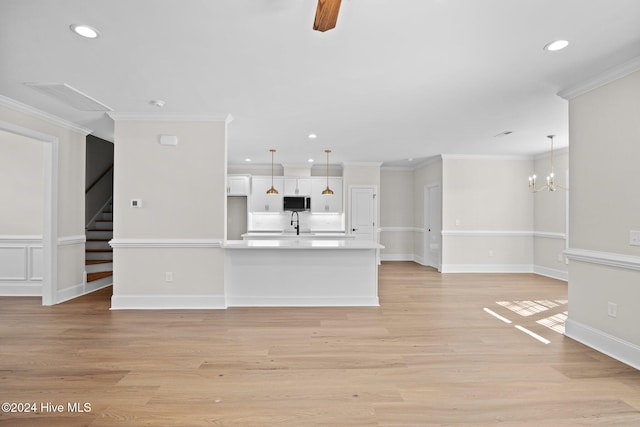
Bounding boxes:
250 176 283 213
227 175 250 196
284 177 312 196
311 177 343 213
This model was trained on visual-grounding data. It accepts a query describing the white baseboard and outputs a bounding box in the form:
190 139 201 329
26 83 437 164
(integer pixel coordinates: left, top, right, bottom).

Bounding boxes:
533 265 568 281
440 264 534 274
227 296 379 307
111 294 227 310
56 282 86 304
380 253 415 262
0 283 42 296
565 318 640 371
55 278 113 304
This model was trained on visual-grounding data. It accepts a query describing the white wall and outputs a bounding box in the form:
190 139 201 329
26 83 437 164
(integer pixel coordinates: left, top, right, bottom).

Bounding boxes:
1 99 87 302
564 69 640 369
441 156 534 272
533 149 569 280
0 130 44 294
380 168 415 260
109 116 228 309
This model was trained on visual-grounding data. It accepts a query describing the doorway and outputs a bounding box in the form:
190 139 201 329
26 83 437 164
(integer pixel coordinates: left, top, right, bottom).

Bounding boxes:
349 186 376 241
424 184 442 270
0 120 57 305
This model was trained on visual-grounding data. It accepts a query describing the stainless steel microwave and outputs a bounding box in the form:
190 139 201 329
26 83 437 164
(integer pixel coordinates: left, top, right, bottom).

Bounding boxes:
283 196 311 211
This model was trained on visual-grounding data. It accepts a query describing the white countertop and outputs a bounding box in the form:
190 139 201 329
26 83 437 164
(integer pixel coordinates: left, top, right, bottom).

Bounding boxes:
241 231 355 240
224 239 384 250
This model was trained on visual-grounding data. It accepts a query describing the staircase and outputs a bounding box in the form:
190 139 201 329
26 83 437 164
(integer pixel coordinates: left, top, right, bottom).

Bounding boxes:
85 201 113 289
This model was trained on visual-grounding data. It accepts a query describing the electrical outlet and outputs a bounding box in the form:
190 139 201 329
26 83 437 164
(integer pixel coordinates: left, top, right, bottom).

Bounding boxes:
165 272 173 282
630 231 640 246
607 302 617 318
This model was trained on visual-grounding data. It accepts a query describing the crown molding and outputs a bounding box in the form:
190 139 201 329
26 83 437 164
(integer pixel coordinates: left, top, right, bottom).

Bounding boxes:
558 55 640 100
342 162 383 167
107 112 232 123
441 153 531 161
0 95 92 135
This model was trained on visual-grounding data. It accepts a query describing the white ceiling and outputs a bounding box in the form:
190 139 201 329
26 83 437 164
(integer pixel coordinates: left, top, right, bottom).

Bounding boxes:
2 0 640 167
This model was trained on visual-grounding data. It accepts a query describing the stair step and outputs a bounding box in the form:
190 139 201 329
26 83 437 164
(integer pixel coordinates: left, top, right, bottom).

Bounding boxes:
86 261 113 274
86 230 113 240
87 271 112 282
94 221 113 230
86 260 111 265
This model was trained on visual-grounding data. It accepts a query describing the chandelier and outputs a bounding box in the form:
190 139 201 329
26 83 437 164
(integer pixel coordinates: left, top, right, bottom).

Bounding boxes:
528 135 567 192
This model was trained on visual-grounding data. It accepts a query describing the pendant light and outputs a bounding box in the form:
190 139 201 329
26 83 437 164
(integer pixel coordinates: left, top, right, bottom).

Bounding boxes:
266 149 279 194
528 135 568 192
322 149 334 195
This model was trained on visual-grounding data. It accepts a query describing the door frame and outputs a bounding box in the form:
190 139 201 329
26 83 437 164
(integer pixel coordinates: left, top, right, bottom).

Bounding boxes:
348 185 377 241
0 120 58 305
423 183 442 271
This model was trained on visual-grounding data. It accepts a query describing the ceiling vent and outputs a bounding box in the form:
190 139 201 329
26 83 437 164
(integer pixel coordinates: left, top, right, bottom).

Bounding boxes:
24 82 113 111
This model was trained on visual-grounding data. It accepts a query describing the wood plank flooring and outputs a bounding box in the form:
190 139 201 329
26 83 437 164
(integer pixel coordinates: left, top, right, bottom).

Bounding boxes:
2 261 640 426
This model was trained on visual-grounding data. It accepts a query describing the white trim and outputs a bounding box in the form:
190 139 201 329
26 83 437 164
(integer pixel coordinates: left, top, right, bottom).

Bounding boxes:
564 248 640 272
111 294 227 310
379 226 421 233
558 56 640 100
109 238 224 248
0 283 42 296
380 253 416 262
441 153 531 161
442 230 533 237
0 119 58 306
533 265 568 281
227 296 379 307
57 235 86 246
0 95 92 135
0 235 43 243
440 264 534 274
56 282 86 304
534 146 569 160
533 231 566 240
55 279 112 304
341 161 383 167
107 112 231 123
565 318 640 371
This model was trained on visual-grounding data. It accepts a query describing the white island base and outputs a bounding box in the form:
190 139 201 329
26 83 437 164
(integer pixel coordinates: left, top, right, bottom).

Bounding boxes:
224 239 383 307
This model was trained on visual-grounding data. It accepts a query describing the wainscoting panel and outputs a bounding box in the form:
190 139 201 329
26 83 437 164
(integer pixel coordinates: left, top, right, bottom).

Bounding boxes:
0 236 43 295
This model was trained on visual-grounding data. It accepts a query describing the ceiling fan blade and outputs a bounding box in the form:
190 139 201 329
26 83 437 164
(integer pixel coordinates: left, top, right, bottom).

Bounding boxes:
313 0 342 32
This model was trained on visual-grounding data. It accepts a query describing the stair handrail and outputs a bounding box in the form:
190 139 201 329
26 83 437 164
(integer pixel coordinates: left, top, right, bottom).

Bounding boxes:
86 164 114 194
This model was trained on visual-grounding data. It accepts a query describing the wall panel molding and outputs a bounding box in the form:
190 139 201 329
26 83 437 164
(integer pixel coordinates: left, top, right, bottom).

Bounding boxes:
109 238 224 249
565 248 640 272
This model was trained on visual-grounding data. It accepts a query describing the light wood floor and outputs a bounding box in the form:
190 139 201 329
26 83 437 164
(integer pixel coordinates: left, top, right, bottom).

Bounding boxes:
2 262 640 426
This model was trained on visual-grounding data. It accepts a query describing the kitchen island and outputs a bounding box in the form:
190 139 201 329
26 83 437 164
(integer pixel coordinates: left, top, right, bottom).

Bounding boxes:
224 239 383 307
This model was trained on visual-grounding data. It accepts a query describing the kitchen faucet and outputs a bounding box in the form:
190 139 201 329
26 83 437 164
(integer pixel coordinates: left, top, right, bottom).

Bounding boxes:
290 211 300 235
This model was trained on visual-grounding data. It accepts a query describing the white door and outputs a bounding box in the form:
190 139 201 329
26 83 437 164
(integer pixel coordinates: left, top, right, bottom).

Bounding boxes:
424 184 442 270
350 187 376 241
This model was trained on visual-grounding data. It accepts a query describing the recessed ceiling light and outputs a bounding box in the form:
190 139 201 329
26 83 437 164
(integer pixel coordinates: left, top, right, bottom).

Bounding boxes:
544 40 569 52
244 158 252 162
70 24 100 39
308 133 318 139
308 158 314 163
150 99 165 108
407 158 414 162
